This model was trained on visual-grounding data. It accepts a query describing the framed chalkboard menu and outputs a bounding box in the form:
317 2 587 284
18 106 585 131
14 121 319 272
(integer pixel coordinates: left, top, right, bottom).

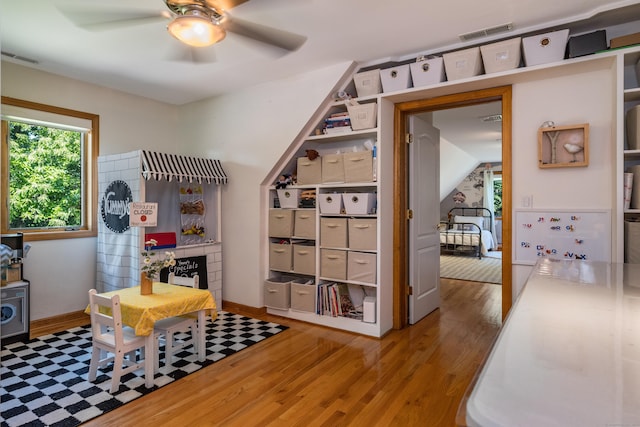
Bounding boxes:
159 255 208 289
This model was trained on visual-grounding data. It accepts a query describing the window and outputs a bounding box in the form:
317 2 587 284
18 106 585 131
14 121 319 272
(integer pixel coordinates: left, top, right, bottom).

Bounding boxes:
493 173 502 218
1 97 99 241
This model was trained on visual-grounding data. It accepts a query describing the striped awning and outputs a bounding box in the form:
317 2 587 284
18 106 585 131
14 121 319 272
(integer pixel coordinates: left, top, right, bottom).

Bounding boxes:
141 150 228 184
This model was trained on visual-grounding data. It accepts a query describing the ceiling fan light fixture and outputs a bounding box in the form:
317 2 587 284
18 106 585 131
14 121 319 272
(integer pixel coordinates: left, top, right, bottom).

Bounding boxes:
167 10 226 47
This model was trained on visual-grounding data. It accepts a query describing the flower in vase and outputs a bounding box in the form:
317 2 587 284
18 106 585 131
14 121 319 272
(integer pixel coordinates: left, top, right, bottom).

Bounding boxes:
141 239 176 280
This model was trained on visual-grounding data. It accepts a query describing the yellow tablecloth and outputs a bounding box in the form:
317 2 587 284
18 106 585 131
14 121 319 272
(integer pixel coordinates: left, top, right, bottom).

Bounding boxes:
85 282 217 336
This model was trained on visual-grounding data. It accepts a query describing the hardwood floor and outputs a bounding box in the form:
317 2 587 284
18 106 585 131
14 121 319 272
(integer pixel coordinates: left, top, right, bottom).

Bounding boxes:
33 279 501 427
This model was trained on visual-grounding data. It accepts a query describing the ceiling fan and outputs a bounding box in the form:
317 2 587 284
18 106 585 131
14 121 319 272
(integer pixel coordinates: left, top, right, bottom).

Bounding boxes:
57 0 306 58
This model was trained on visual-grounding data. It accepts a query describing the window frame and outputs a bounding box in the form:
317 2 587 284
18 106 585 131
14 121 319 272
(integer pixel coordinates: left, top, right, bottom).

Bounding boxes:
1 96 99 241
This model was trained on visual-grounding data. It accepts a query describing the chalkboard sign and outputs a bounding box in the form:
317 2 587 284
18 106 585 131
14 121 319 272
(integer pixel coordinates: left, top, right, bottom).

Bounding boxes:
514 209 611 265
159 255 208 289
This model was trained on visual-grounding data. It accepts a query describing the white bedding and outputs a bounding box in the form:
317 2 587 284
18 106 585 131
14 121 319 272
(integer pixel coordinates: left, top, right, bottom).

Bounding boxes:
440 229 495 256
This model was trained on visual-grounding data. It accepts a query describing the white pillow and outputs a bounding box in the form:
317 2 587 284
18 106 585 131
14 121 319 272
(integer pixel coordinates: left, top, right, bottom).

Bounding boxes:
454 215 484 231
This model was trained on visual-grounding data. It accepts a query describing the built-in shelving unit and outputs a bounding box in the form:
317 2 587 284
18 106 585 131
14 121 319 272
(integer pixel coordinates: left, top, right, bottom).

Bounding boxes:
263 14 640 335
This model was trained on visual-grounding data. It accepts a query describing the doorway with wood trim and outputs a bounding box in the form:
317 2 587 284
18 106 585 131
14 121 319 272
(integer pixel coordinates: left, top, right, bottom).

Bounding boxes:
392 86 513 329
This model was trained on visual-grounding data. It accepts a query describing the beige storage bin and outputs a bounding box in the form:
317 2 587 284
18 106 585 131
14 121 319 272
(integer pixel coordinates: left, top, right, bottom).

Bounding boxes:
320 249 347 280
296 157 322 185
480 37 521 74
291 280 316 312
348 218 377 250
625 220 640 263
410 57 446 87
353 69 381 97
292 243 316 275
343 151 373 183
320 217 348 248
380 64 412 92
322 153 345 183
269 209 294 238
522 29 569 67
343 193 376 215
347 103 377 131
294 209 316 239
443 47 483 81
347 251 377 283
626 105 640 150
269 242 292 271
277 189 300 209
318 193 344 214
264 277 291 309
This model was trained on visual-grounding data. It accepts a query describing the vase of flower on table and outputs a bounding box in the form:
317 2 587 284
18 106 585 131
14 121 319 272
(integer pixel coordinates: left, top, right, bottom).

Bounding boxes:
140 239 176 295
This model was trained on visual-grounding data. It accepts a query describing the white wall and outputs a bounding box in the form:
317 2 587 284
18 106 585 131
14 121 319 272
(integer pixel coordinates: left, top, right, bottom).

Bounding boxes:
440 136 479 201
0 56 618 317
511 65 614 297
1 62 180 320
177 62 352 307
1 60 351 318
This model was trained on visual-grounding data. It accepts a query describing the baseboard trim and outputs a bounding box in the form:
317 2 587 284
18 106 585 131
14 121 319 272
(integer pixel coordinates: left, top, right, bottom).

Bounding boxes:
30 310 90 339
221 300 266 317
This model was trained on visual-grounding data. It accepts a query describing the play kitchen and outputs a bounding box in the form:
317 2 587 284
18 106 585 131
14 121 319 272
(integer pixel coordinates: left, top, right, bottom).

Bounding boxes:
1 233 31 343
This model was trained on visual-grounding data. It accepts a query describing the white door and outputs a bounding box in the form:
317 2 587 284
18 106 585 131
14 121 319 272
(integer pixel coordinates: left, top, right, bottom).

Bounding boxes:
409 115 441 324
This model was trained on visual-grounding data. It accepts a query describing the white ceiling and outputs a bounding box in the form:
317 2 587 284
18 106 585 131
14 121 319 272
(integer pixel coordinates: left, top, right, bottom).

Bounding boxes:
2 0 637 106
1 0 638 163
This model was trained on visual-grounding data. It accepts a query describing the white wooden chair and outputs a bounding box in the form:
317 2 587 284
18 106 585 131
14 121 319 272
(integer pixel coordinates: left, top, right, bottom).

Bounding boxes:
153 273 199 370
87 289 147 393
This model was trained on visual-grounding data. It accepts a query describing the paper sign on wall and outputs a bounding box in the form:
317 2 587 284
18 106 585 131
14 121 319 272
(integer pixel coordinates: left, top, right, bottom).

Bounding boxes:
129 202 158 227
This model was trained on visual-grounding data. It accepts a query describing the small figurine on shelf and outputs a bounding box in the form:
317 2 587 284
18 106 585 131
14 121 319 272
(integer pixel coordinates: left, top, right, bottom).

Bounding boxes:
275 173 293 189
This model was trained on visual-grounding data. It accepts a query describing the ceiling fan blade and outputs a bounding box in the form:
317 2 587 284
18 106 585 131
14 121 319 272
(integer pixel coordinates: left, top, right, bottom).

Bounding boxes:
224 16 306 52
56 3 169 31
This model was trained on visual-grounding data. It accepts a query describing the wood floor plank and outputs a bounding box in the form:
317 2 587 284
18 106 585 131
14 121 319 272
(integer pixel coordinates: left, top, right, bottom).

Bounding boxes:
34 278 501 427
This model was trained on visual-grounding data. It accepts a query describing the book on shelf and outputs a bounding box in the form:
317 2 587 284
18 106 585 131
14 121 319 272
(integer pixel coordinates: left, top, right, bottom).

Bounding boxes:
625 172 633 210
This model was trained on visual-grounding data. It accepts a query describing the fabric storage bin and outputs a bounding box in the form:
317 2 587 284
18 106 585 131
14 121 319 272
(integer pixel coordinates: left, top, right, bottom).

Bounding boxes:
380 64 412 92
277 189 300 209
443 47 483 81
269 242 292 271
264 277 291 309
353 69 381 97
522 29 569 66
318 193 344 214
292 243 316 275
626 105 640 150
320 217 348 248
321 154 345 183
290 280 316 312
625 220 640 263
347 251 377 283
410 57 446 87
320 249 347 280
343 193 376 215
296 157 321 185
347 102 377 130
567 30 607 58
348 218 377 250
269 209 294 238
294 209 316 239
480 37 521 74
343 151 373 182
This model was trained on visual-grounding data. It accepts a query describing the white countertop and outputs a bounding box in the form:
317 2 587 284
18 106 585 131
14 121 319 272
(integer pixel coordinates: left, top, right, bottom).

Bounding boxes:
466 259 640 427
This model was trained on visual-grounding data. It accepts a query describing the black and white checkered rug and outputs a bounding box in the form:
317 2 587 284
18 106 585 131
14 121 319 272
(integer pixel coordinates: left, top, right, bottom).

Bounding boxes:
1 311 287 427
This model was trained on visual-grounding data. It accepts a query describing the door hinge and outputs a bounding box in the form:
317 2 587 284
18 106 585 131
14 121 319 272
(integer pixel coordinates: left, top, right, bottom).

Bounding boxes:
407 285 413 295
405 133 413 144
407 209 413 219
